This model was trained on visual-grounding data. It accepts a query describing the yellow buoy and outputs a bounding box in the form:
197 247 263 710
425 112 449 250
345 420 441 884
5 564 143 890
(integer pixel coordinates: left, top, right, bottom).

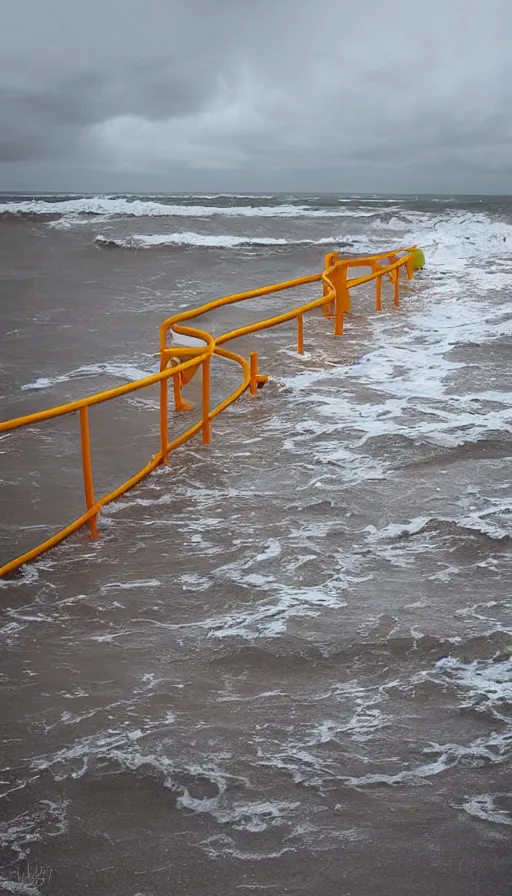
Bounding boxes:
412 248 425 271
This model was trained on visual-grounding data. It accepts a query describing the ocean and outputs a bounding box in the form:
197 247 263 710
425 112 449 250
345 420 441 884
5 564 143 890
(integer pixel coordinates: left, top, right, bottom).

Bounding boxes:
0 193 511 895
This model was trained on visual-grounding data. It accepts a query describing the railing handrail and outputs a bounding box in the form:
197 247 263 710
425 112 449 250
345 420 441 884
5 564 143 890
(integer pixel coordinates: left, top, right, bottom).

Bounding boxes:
160 247 415 349
0 246 421 578
0 328 215 433
159 271 325 351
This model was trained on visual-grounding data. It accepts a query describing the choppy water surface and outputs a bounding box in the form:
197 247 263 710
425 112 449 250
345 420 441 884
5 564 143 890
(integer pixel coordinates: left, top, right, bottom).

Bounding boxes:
0 193 511 895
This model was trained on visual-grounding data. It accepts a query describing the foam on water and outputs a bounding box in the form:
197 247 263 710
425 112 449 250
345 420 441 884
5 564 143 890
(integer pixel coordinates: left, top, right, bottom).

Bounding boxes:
0 799 69 863
434 655 512 717
21 360 156 392
97 232 294 249
0 559 54 590
357 512 511 575
100 579 162 592
95 232 378 251
460 794 512 826
254 540 282 562
0 197 389 220
177 794 299 833
397 210 512 269
0 877 43 895
199 583 347 640
2 196 512 882
23 723 326 849
267 723 511 792
307 688 391 746
271 205 512 486
366 502 511 546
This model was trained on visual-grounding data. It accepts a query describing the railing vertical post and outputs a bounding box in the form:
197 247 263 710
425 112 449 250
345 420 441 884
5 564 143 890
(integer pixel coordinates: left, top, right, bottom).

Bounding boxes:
376 271 382 311
394 266 400 307
160 370 169 464
323 251 338 317
202 356 211 445
388 254 397 280
297 314 304 354
334 263 348 336
172 364 193 413
173 368 182 411
79 406 98 538
250 352 259 396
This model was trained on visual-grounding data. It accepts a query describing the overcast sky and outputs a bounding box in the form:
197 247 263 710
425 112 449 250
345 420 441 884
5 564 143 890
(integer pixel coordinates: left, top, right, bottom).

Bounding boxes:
1 0 511 193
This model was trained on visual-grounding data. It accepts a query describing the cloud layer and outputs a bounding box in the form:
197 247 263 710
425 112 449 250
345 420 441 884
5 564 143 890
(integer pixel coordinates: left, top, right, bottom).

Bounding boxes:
1 0 511 192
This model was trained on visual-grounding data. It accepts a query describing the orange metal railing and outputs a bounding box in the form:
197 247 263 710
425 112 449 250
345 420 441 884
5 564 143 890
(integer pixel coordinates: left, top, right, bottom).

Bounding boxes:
0 247 421 578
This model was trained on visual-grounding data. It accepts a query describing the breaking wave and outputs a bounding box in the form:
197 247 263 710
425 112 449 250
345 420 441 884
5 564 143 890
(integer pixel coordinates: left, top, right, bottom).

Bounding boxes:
20 361 156 392
0 196 385 220
94 232 370 250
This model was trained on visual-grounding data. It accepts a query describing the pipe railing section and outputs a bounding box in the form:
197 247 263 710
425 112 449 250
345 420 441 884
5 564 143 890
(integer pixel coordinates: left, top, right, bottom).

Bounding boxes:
0 246 422 578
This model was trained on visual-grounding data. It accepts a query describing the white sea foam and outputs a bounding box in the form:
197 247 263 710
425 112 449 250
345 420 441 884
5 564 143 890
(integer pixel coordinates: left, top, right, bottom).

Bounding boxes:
200 824 362 860
269 208 512 469
0 197 385 220
364 503 512 551
104 493 174 514
0 878 43 895
141 572 348 639
200 834 293 861
178 573 211 591
308 692 390 745
344 700 390 742
0 621 27 643
97 232 292 249
0 798 69 862
100 579 162 592
254 539 282 562
455 597 511 623
28 725 303 837
276 277 512 457
360 512 510 572
460 793 512 826
177 793 298 832
408 210 512 261
434 655 512 716
30 725 173 782
21 360 156 392
94 231 375 250
335 726 511 790
203 584 347 640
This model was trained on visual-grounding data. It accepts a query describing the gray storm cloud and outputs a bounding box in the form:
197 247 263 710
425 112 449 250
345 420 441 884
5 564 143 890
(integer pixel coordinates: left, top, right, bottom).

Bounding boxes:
0 0 511 192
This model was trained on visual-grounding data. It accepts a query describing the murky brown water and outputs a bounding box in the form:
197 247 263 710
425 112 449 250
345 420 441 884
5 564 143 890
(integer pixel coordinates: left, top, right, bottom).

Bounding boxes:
1 195 511 896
